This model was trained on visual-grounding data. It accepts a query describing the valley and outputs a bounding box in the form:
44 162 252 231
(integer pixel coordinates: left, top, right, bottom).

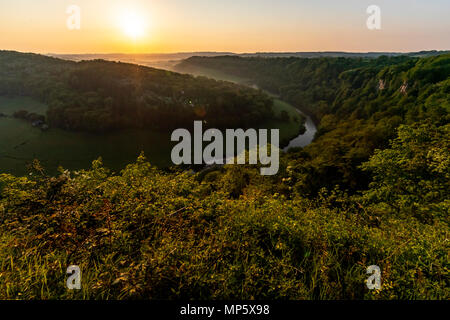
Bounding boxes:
0 52 307 175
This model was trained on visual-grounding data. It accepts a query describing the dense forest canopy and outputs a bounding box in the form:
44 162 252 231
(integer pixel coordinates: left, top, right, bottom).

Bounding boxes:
0 52 448 300
177 54 449 121
176 55 412 117
0 51 276 132
177 54 450 193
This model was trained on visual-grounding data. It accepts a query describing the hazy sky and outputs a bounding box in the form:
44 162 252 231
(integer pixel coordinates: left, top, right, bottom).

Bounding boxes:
0 0 449 53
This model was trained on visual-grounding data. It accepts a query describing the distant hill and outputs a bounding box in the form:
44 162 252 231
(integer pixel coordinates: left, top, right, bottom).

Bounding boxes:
175 53 450 121
0 50 275 132
238 50 450 58
48 50 450 70
175 53 450 194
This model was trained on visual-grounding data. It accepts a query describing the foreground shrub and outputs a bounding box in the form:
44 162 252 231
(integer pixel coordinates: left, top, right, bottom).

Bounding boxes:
0 155 448 299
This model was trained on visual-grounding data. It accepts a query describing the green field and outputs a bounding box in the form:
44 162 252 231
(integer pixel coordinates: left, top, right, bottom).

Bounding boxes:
0 91 303 176
0 96 48 115
268 99 305 142
0 97 174 175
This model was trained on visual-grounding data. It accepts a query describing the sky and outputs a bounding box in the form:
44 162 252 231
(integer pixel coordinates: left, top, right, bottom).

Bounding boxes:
0 0 449 54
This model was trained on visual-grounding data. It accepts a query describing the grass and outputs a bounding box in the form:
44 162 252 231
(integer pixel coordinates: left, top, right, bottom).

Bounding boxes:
267 99 305 144
0 97 173 176
0 96 47 115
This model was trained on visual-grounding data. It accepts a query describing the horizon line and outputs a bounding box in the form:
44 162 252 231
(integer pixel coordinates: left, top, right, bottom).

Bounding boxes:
2 48 449 56
37 49 450 56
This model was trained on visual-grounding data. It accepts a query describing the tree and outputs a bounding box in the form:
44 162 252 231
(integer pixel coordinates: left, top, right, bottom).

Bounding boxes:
360 122 449 222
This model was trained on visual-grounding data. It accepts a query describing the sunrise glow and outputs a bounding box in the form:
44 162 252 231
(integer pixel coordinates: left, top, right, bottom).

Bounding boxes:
118 10 147 40
0 0 449 54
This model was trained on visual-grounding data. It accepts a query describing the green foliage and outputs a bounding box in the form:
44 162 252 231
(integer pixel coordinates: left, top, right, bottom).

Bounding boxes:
0 53 448 300
0 51 274 132
0 155 448 300
360 123 449 223
177 55 414 119
181 54 450 194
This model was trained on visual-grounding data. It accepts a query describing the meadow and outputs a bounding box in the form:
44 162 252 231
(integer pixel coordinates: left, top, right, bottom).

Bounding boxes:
0 97 173 175
0 95 305 176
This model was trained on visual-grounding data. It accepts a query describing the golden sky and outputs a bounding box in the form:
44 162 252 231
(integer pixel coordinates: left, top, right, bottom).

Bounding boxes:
0 0 449 54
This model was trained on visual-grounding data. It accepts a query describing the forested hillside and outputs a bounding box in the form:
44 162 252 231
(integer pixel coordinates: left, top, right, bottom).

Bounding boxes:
0 53 448 300
177 54 450 193
176 55 411 117
0 51 275 132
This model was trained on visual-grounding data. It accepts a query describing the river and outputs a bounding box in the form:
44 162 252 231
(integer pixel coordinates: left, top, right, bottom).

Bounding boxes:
283 109 317 151
244 84 318 151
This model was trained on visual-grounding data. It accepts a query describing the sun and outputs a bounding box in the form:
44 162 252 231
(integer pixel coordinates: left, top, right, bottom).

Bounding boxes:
119 11 147 40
